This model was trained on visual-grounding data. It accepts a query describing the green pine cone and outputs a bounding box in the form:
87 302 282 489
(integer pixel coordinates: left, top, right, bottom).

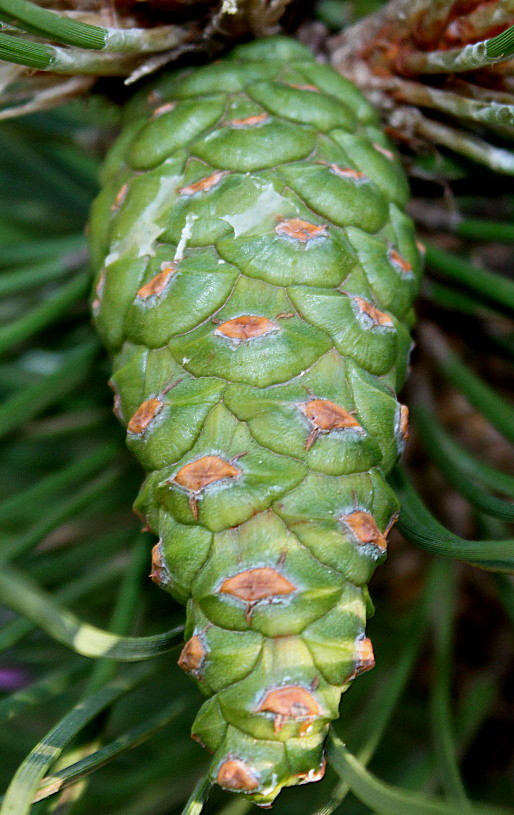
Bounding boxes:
89 36 422 805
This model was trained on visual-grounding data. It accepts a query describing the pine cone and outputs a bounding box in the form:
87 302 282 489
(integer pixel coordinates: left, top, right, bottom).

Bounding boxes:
89 36 422 803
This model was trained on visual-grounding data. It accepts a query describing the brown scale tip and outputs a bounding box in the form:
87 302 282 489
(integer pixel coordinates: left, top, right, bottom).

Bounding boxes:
302 399 360 432
149 543 165 586
352 296 393 327
388 248 412 274
259 686 320 734
289 83 319 92
152 101 176 118
296 758 327 785
328 164 368 182
373 143 395 160
111 183 128 211
178 635 206 673
215 315 278 341
229 112 269 127
91 269 106 315
354 636 375 675
342 511 387 551
174 455 240 492
399 404 409 440
179 171 227 196
217 759 259 791
127 397 163 434
275 218 327 242
136 264 177 299
220 568 296 602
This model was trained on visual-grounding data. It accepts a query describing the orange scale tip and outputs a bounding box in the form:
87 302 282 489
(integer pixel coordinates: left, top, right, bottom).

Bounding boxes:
215 315 279 341
91 269 106 315
373 143 395 160
179 170 227 196
217 759 260 791
136 264 177 299
111 183 128 211
352 296 394 327
296 758 327 785
127 397 163 434
228 112 269 128
288 83 319 91
275 218 328 242
388 248 412 274
149 543 166 586
354 635 375 674
342 510 387 551
328 164 368 183
301 399 361 432
178 635 206 673
151 101 176 118
259 686 321 734
220 568 296 602
174 455 241 492
399 404 409 439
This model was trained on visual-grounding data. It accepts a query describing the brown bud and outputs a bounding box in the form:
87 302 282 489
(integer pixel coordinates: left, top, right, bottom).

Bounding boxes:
220 568 296 602
174 456 240 492
127 398 163 434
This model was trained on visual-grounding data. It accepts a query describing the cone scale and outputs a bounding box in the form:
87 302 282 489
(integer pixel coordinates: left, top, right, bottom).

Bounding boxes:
89 36 422 805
